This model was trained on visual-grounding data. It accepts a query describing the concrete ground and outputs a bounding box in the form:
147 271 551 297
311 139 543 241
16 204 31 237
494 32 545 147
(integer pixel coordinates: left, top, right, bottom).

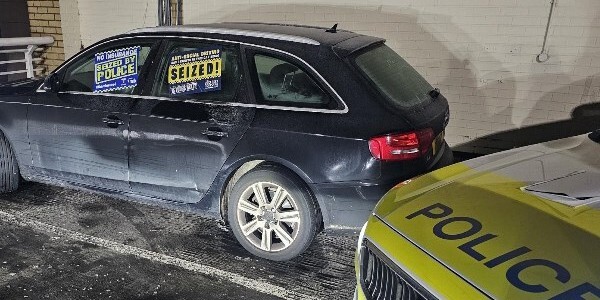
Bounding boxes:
0 182 358 300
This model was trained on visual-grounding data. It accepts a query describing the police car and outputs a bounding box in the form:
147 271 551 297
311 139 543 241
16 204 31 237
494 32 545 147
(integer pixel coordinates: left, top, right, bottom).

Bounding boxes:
355 130 600 299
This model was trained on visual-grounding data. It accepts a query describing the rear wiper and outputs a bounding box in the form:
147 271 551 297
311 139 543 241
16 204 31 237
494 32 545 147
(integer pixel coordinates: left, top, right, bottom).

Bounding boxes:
428 88 440 99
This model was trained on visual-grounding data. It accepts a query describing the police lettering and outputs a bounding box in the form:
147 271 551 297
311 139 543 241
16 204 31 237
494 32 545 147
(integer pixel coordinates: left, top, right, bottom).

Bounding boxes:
550 283 600 299
433 216 482 240
506 259 570 293
95 56 136 83
406 203 599 297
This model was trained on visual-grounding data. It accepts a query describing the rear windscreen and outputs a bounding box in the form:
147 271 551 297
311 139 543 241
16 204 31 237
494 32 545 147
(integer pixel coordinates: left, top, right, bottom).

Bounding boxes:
355 44 433 108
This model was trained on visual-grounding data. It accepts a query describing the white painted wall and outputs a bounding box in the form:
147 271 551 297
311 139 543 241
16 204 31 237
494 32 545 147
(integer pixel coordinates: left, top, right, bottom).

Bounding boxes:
65 0 157 50
59 0 82 58
182 0 600 147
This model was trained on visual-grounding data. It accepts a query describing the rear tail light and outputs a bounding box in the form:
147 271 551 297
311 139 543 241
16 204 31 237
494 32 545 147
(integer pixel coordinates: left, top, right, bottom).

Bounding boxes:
368 128 434 161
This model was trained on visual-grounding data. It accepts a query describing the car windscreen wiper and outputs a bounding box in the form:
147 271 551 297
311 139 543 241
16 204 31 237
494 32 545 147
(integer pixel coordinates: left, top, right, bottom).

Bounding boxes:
428 88 440 99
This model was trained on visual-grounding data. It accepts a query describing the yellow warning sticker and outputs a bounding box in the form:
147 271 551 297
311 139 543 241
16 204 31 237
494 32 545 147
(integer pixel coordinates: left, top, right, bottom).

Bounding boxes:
167 47 222 95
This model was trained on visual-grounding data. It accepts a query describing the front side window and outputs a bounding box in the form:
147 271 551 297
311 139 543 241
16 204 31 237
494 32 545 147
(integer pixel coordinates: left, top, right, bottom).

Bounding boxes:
354 44 433 108
251 54 331 108
60 42 153 94
152 42 241 102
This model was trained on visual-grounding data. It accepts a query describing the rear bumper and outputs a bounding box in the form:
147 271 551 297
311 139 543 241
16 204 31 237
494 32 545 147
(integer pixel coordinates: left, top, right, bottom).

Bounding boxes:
311 180 396 233
312 143 453 233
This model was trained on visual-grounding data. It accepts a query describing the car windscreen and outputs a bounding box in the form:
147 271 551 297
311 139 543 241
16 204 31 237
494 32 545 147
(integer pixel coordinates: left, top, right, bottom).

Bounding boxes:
354 44 433 108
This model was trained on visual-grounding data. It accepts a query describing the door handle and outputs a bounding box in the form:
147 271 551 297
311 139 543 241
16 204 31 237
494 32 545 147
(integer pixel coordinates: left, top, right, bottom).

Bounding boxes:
102 115 125 128
202 128 228 141
201 129 228 138
209 118 232 126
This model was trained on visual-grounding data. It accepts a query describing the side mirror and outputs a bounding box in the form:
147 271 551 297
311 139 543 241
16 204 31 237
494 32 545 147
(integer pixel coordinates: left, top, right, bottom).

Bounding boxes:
43 73 60 93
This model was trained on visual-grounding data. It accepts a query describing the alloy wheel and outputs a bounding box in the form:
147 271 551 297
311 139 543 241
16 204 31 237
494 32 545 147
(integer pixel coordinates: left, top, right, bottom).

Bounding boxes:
236 182 301 252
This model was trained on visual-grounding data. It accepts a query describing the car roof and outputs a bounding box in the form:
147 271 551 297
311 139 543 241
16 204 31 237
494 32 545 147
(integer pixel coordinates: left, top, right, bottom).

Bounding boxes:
128 22 384 52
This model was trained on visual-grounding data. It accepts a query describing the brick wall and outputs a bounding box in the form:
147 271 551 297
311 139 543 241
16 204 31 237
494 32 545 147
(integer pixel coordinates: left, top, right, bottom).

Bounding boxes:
27 0 64 72
182 0 600 148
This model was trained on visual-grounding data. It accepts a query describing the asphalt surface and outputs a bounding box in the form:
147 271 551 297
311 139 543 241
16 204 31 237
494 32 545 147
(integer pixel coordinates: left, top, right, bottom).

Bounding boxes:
0 182 358 300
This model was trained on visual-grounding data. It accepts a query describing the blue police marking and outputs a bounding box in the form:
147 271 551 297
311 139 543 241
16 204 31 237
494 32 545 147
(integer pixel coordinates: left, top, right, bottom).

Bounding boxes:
551 283 600 299
406 203 599 297
506 259 571 293
484 246 531 268
458 233 498 261
406 203 453 220
94 46 140 93
432 216 483 240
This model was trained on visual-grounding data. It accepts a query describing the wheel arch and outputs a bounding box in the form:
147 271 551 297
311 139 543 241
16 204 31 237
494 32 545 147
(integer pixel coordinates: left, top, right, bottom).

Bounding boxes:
0 101 33 179
0 125 23 175
217 155 327 231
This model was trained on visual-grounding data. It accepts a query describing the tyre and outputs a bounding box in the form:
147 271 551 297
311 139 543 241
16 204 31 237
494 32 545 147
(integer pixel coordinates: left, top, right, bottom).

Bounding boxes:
0 131 19 193
228 164 319 261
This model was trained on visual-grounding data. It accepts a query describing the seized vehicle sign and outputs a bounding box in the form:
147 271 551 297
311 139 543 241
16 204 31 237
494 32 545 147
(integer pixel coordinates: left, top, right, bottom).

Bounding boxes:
167 47 222 96
94 46 140 93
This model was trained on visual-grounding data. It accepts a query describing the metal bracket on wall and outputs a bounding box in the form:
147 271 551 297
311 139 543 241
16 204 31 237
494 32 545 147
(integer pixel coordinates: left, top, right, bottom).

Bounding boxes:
536 0 557 63
158 0 172 26
175 0 182 25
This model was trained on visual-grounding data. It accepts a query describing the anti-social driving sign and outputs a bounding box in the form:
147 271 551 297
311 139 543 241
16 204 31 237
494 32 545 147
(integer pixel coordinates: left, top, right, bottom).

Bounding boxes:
167 47 222 96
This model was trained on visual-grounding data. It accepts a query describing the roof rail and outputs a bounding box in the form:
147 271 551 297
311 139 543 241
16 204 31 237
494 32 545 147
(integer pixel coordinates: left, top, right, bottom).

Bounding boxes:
128 26 320 45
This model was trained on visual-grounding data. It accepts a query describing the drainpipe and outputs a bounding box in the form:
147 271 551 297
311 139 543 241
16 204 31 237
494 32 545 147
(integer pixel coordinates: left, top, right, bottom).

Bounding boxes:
158 0 172 26
175 0 182 25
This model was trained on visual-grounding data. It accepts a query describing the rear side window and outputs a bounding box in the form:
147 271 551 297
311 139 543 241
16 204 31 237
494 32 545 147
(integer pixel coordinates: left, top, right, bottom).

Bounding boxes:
153 42 241 102
355 44 433 108
251 54 331 108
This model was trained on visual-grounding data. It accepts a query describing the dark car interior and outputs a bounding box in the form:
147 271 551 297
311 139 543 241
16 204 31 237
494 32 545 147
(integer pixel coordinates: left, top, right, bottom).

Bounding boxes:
254 54 329 106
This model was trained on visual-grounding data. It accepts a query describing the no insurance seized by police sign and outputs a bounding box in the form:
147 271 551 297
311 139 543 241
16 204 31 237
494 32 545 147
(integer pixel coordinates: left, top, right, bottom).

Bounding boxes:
94 46 140 93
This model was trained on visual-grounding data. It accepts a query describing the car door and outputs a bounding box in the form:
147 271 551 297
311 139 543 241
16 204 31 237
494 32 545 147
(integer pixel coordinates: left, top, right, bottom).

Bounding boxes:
128 39 254 203
28 38 160 190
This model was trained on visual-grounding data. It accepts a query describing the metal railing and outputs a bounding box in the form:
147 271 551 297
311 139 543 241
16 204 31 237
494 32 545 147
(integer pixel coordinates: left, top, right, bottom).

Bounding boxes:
0 36 54 78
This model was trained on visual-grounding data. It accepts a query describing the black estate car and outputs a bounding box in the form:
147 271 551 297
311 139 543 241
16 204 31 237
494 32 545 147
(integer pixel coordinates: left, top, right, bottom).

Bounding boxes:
0 23 452 260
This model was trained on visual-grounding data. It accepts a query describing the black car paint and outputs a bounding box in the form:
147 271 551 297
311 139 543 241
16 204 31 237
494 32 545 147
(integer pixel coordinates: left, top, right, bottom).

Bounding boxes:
590 129 600 143
27 91 133 191
131 41 256 202
0 24 451 231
